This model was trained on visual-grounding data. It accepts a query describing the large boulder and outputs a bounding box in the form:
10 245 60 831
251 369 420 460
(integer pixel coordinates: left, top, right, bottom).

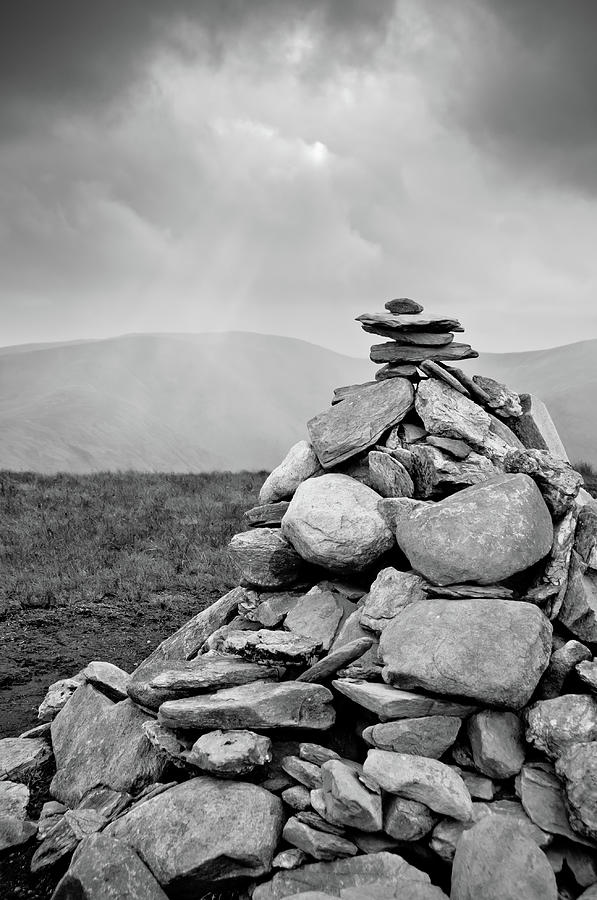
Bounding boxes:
259 441 323 504
393 474 553 585
451 816 557 900
50 685 166 806
281 475 394 574
380 599 552 709
106 777 283 890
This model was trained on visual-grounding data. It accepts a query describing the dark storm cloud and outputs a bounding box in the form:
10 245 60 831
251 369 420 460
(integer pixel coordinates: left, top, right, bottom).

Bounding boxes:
0 0 397 135
444 0 597 191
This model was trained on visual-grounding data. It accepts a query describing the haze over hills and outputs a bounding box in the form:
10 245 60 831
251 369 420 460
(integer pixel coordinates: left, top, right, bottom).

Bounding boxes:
0 332 595 472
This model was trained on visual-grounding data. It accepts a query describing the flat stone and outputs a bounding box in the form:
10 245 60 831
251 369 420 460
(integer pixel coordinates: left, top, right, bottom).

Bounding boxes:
0 737 51 784
283 817 358 861
504 449 582 516
557 551 597 642
0 781 36 851
380 599 552 709
426 435 472 459
300 744 341 766
245 502 291 528
419 359 470 394
370 341 477 365
415 377 491 446
38 673 85 721
526 694 597 759
383 796 437 840
467 711 525 779
134 586 244 669
185 730 271 776
239 589 300 626
556 742 597 841
252 852 432 900
507 393 569 461
359 568 425 634
362 716 461 758
538 641 592 701
363 325 455 344
222 629 322 666
50 685 166 806
307 379 414 469
19 723 52 740
285 590 349 652
394 473 553 585
282 785 312 811
332 382 378 404
282 475 394 574
319 760 382 832
282 756 323 790
106 777 283 889
472 375 522 418
450 816 557 900
229 528 303 588
458 771 496 801
384 298 425 314
336 645 382 681
364 749 472 820
37 800 67 841
577 660 597 692
424 583 514 599
158 680 335 731
82 661 130 701
200 615 262 654
297 637 375 684
332 680 476 719
367 451 414 499
425 445 501 488
516 762 595 846
51 832 168 900
295 810 346 836
329 610 371 652
272 848 308 869
142 721 188 768
259 441 323 504
359 312 463 332
375 364 419 380
128 655 281 710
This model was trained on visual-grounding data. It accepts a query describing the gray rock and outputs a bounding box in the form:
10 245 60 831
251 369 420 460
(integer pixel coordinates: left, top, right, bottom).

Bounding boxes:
106 777 283 889
426 435 472 459
19 723 52 740
367 452 414 499
142 721 189 768
319 759 382 831
526 695 597 759
467 711 525 779
375 363 419 380
333 382 378 404
577 659 597 692
295 811 346 835
576 504 597 568
50 685 166 806
556 742 597 841
450 816 557 900
561 844 597 887
259 441 323 504
558 551 597 642
0 781 36 851
503 449 582 517
516 762 595 846
300 744 341 766
329 610 371 652
245 501 291 528
383 795 437 840
281 475 394 574
415 377 490 446
424 583 514 600
332 680 476 719
579 888 597 900
201 615 262 654
472 375 522 418
393 474 553 586
507 393 570 461
384 298 425 314
272 848 308 869
185 729 271 776
222 628 322 666
537 640 591 700
37 800 67 841
38 673 85 721
362 716 461 758
128 655 281 710
0 737 52 784
51 832 168 900
158 680 335 731
285 589 350 651
240 589 301 626
282 756 323 790
252 851 432 900
283 817 358 861
282 785 312 811
370 342 477 365
229 527 304 588
458 771 496 801
424 445 501 488
297 638 375 684
419 359 470 394
82 661 130 701
380 598 552 709
363 749 473 821
307 379 414 468
361 311 462 331
359 568 426 634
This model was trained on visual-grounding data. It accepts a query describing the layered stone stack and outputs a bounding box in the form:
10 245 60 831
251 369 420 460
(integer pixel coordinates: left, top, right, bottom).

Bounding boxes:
2 299 597 900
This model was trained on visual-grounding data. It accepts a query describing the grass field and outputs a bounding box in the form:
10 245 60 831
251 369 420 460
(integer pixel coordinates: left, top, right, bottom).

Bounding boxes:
0 470 266 737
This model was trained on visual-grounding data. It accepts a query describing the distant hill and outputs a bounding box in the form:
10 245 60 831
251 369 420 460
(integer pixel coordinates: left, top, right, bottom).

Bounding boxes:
0 332 594 472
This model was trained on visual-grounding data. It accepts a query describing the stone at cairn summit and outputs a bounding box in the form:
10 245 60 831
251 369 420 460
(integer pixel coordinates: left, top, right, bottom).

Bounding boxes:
24 294 596 900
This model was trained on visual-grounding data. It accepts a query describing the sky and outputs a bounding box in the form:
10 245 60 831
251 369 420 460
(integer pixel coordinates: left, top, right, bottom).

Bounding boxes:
1 0 597 356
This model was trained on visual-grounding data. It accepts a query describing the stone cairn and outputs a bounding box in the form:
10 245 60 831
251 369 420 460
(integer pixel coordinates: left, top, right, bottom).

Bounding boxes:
3 300 597 900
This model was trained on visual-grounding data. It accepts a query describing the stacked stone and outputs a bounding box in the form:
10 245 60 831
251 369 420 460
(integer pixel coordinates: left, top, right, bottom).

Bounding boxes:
3 303 597 900
355 297 478 383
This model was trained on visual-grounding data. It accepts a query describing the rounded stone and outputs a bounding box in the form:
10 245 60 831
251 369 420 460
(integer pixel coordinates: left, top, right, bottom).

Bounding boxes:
281 474 394 573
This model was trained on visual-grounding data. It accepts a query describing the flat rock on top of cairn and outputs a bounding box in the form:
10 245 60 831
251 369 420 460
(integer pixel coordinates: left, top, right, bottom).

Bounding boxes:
357 312 464 333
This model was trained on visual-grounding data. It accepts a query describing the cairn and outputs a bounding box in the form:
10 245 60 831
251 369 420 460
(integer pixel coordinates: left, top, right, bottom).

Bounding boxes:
2 299 597 900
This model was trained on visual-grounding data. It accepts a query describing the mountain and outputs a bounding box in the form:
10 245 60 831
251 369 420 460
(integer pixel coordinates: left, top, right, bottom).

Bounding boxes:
0 332 594 472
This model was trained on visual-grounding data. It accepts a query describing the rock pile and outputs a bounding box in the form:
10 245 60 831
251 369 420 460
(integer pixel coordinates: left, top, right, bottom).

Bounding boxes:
2 299 597 900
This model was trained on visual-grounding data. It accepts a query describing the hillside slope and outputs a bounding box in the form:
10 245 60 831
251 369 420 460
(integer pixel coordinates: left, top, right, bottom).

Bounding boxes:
0 332 594 471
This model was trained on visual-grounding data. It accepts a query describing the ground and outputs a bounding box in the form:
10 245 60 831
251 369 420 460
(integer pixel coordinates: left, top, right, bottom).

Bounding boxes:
0 470 265 899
